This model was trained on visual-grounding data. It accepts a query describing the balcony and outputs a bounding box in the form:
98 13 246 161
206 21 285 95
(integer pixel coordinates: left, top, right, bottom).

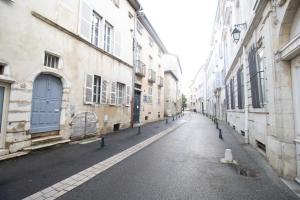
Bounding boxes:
148 69 156 83
135 60 146 77
158 76 163 87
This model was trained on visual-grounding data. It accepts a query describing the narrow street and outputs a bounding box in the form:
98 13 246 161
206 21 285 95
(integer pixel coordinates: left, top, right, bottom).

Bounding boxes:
57 113 298 200
2 112 296 200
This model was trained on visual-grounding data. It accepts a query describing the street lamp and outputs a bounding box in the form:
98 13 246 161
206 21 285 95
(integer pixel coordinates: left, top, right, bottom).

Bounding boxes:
231 27 241 44
231 23 247 44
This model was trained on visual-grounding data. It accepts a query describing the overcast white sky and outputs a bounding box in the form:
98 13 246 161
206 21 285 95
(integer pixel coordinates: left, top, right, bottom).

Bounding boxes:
138 0 218 93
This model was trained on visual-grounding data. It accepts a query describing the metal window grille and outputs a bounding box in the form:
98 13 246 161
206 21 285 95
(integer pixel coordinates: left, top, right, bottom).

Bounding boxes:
248 45 265 108
44 53 59 68
237 67 244 109
230 78 235 109
225 84 230 109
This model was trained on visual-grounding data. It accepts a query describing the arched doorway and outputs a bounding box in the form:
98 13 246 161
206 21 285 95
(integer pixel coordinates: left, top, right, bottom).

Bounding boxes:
30 74 63 134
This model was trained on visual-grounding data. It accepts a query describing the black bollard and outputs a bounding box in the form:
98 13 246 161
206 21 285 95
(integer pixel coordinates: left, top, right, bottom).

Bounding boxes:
101 137 105 148
216 121 219 129
219 129 223 139
166 118 168 124
173 115 175 121
137 126 141 135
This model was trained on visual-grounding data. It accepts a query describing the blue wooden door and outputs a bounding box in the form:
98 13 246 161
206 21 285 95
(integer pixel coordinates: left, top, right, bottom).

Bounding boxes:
30 74 62 133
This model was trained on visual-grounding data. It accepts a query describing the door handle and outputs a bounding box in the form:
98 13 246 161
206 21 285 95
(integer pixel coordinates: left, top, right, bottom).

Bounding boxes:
54 109 60 112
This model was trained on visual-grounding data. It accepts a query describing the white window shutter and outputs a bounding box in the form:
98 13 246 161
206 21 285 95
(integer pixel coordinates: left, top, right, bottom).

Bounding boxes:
114 30 121 57
110 81 117 105
101 79 108 104
84 74 93 104
79 0 92 41
126 85 130 106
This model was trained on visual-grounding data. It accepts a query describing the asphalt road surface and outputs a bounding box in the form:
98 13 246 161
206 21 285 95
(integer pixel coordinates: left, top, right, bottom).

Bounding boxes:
56 113 299 200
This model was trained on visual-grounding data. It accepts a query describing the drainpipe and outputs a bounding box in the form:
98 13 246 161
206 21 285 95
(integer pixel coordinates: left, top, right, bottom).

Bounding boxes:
243 45 249 144
130 13 136 127
131 7 143 127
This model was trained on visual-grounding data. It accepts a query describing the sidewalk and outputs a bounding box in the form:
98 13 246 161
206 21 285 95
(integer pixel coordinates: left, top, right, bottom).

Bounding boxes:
0 115 186 200
214 116 300 199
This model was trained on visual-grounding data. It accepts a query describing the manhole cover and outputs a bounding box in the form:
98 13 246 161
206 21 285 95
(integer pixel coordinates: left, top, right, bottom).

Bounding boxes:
237 166 259 177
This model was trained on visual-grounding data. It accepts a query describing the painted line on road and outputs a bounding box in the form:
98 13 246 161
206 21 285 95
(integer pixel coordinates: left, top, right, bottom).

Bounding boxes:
23 121 186 200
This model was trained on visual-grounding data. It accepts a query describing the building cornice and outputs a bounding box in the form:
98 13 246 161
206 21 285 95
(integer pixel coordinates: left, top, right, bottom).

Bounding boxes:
138 15 168 54
31 11 133 69
127 0 141 11
276 33 300 61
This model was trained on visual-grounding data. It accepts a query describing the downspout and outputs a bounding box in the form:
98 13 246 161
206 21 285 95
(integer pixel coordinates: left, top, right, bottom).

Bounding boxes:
131 8 139 127
243 45 249 144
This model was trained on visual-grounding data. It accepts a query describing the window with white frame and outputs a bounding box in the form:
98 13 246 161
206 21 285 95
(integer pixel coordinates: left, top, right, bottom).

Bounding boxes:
148 87 153 103
84 74 108 105
93 75 101 104
116 82 125 105
91 11 102 47
104 22 113 53
44 52 59 69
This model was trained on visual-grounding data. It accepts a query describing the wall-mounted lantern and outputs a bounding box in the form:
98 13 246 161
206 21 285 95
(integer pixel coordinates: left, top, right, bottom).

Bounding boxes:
231 23 247 44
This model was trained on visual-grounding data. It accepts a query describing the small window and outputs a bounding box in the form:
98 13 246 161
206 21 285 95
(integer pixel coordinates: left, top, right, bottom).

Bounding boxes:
256 140 266 152
0 64 5 75
149 37 154 47
143 95 147 102
93 75 101 104
44 52 59 69
158 49 162 57
148 87 153 103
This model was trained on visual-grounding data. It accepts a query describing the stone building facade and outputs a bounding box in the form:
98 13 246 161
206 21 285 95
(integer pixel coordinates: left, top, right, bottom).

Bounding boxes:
163 54 183 117
0 0 167 158
189 0 300 181
132 13 167 125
